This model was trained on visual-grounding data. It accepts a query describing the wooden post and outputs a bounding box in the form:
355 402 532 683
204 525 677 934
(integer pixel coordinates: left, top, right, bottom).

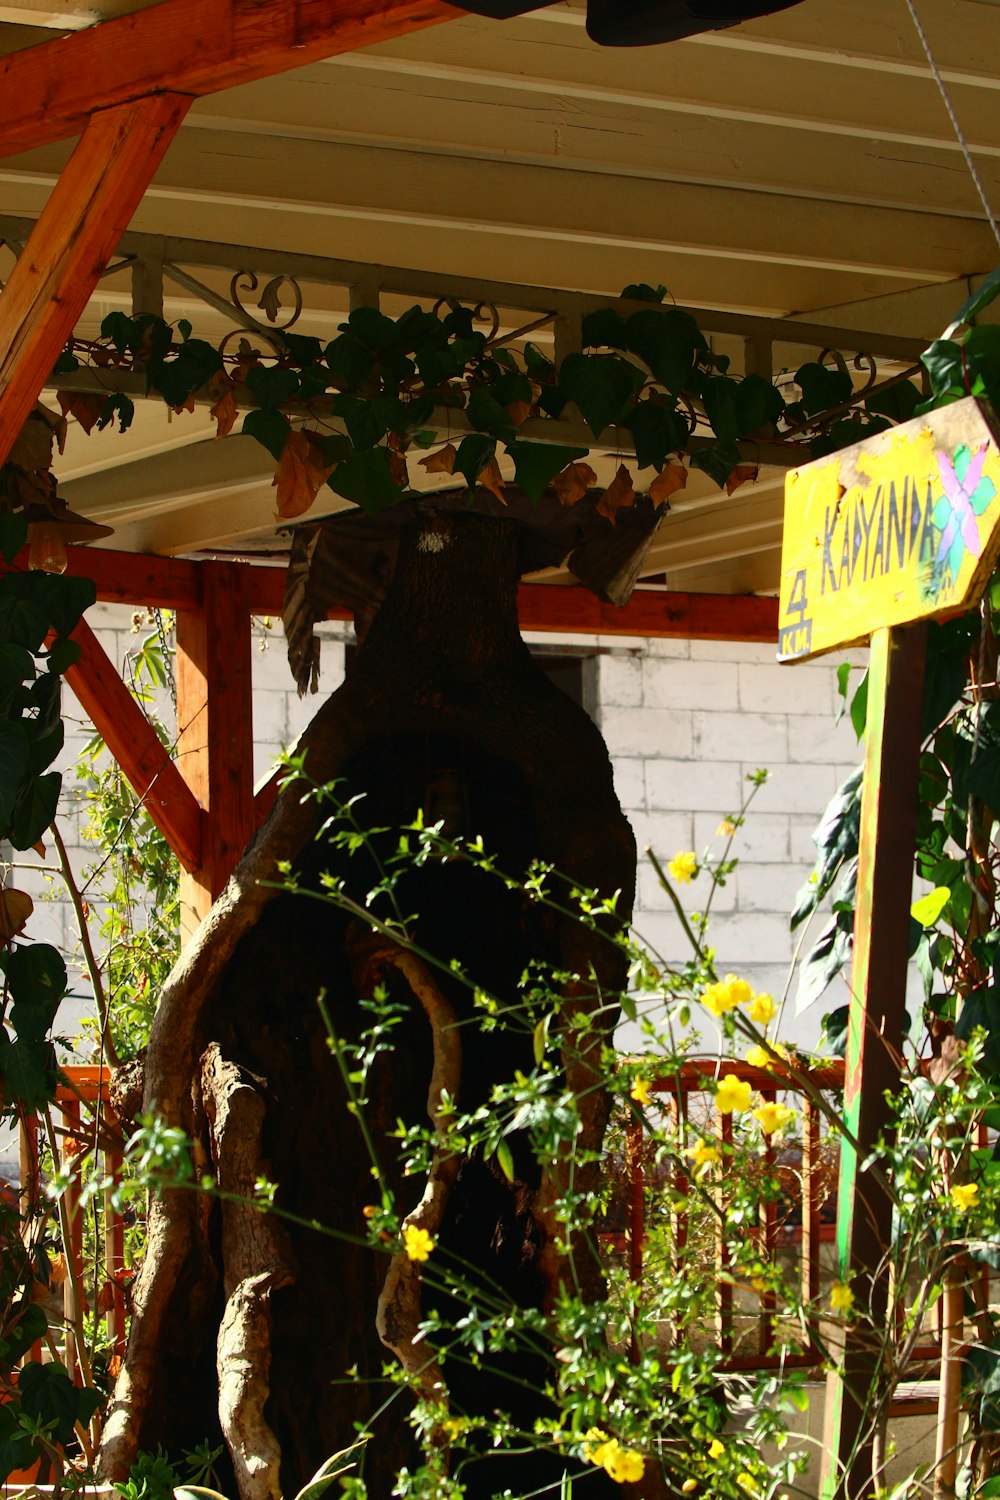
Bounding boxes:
0 95 189 465
175 561 255 938
820 621 928 1500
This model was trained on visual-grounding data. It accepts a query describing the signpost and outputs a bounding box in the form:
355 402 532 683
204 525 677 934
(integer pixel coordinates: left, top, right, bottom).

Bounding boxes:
777 397 1000 1500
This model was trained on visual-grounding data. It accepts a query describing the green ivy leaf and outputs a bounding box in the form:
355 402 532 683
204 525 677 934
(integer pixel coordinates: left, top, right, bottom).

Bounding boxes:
624 310 702 392
496 1140 515 1184
242 408 291 463
324 333 374 390
796 910 853 1013
506 440 589 503
558 354 640 437
326 447 402 514
17 1360 91 1445
621 282 667 303
734 374 784 435
0 513 27 563
0 643 34 687
702 378 740 442
244 365 300 411
10 770 61 850
689 441 742 489
581 308 628 350
342 306 398 351
911 887 951 928
466 387 516 442
0 722 31 826
1 941 67 1008
944 266 1000 337
453 434 496 490
0 586 50 653
865 380 921 424
149 340 223 406
0 1034 55 1113
794 361 853 416
44 637 81 675
0 1304 47 1365
96 392 135 435
623 400 688 470
921 340 966 403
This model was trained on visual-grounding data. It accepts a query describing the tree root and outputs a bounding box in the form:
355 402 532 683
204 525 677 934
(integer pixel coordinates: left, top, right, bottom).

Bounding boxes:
350 927 462 1415
203 1045 296 1500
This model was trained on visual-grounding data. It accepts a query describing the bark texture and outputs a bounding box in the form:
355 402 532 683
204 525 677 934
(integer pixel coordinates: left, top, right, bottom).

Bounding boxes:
100 511 636 1499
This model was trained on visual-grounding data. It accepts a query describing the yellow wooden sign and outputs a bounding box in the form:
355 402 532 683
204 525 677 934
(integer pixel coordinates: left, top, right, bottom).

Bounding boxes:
777 397 1000 661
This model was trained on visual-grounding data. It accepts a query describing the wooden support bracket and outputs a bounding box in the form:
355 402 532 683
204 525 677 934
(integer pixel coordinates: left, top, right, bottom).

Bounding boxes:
0 94 191 467
64 618 202 873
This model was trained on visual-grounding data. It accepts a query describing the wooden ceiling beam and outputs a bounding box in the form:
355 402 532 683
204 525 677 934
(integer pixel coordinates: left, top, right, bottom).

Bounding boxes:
0 94 189 466
0 0 459 159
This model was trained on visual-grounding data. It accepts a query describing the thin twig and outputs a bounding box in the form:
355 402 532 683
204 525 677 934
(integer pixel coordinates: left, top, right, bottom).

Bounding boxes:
50 821 119 1070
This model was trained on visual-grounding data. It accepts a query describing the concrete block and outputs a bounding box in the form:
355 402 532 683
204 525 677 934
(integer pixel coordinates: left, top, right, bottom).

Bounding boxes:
644 658 739 710
748 763 838 815
646 637 690 659
788 714 863 765
252 690 287 745
602 706 693 759
629 811 695 859
735 861 807 915
711 912 798 968
693 711 788 764
738 663 834 716
646 759 742 812
691 639 776 665
630 910 704 966
611 757 646 812
790 814 823 866
695 810 789 865
637 855 736 915
251 635 296 692
598 655 644 708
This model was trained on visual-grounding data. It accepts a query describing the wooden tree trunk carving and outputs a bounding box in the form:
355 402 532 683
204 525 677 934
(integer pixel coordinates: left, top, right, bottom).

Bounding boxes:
100 511 636 1499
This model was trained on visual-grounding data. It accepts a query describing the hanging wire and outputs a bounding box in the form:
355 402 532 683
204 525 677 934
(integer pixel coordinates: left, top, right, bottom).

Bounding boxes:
905 0 1000 255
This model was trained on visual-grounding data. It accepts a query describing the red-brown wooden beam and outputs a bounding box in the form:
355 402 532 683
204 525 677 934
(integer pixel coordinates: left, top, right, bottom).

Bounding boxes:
0 95 190 467
52 546 780 640
0 0 459 159
64 618 202 873
175 561 255 932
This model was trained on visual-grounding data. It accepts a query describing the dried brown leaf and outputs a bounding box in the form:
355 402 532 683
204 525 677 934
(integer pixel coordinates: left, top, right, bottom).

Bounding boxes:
649 462 687 508
173 395 196 416
273 429 334 520
0 888 33 941
56 391 104 436
419 443 458 476
551 460 598 508
479 457 507 504
596 463 636 524
209 387 238 441
725 463 759 497
49 1252 68 1287
390 450 409 487
505 400 531 428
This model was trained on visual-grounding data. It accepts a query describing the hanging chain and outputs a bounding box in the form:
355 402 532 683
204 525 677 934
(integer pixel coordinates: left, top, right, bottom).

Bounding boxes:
905 0 1000 255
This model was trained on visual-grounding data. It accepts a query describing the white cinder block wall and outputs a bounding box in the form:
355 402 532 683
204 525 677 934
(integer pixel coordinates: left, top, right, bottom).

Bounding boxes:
12 605 867 1062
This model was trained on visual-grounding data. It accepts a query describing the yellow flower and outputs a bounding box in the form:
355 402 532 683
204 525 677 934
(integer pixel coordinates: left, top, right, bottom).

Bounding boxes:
750 1276 769 1294
702 980 739 1018
687 1139 720 1173
441 1417 466 1442
717 818 737 838
668 851 698 885
746 991 776 1025
402 1225 435 1262
605 1447 645 1485
630 1077 652 1107
708 1439 725 1460
745 1045 771 1070
682 1481 698 1494
583 1428 610 1464
715 1074 752 1115
737 1473 759 1496
829 1281 854 1314
753 1102 796 1136
951 1182 979 1212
